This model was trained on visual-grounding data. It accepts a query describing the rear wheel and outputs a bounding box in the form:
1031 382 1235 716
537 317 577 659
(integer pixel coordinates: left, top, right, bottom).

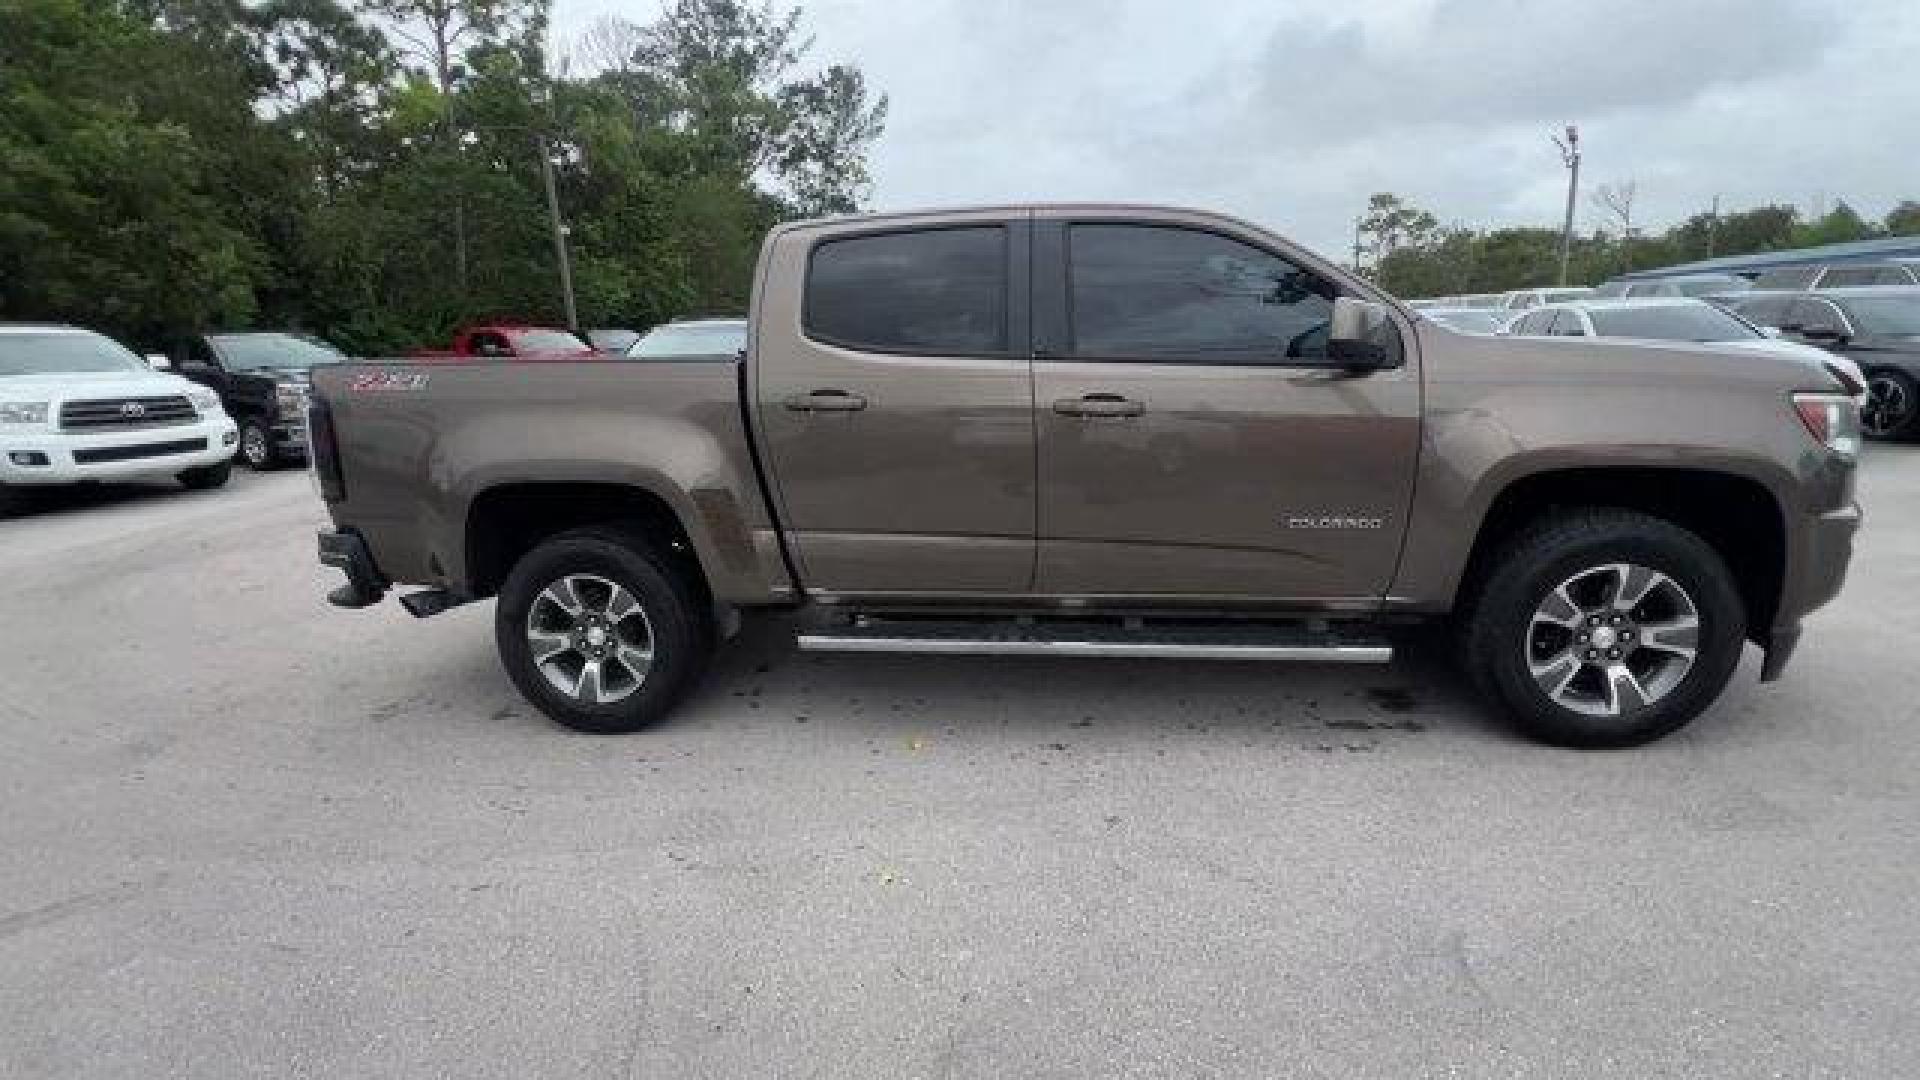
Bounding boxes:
1862 369 1918 441
177 461 232 490
493 527 712 733
1461 510 1746 747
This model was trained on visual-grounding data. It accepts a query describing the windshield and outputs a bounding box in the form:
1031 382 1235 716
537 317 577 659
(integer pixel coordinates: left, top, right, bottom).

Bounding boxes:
1588 305 1759 341
507 329 591 352
0 332 147 376
212 333 346 370
1836 296 1920 336
631 322 747 357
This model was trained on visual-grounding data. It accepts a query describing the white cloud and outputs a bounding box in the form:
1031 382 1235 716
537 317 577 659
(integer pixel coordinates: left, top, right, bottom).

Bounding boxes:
555 0 1919 258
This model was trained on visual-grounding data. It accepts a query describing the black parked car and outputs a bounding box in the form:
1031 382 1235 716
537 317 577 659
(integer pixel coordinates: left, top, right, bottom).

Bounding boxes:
1728 287 1920 440
1750 261 1920 291
168 332 349 469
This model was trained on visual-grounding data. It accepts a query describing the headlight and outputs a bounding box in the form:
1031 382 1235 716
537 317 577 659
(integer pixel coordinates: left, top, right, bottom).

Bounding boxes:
187 389 222 414
276 385 309 418
0 402 49 424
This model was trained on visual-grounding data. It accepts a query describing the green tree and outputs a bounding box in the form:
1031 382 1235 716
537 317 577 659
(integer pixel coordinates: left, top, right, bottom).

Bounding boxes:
1885 200 1920 237
0 0 274 340
1792 200 1876 248
1357 192 1439 273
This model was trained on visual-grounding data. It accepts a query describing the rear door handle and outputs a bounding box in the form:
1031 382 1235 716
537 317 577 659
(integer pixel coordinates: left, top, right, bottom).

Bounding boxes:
1052 393 1144 418
784 389 868 412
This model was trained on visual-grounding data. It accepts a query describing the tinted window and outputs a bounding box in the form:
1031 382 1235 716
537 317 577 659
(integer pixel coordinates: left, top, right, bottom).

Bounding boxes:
182 338 219 369
806 227 1006 353
1734 295 1794 327
1787 297 1848 334
630 321 747 358
1672 277 1746 297
1832 295 1920 335
1753 266 1820 290
1513 310 1555 335
1587 305 1758 341
470 332 511 356
1819 266 1910 288
1550 311 1587 336
0 332 147 376
1067 224 1334 361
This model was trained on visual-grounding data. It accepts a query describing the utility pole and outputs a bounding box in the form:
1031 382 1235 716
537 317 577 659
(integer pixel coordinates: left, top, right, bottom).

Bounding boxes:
1552 125 1581 287
1351 215 1365 275
1706 193 1721 257
536 132 579 334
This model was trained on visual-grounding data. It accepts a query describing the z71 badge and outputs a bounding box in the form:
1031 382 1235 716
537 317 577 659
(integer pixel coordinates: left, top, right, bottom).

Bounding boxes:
349 370 430 392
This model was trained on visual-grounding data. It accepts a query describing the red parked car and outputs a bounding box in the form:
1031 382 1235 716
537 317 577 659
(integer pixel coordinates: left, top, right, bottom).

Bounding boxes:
411 325 596 362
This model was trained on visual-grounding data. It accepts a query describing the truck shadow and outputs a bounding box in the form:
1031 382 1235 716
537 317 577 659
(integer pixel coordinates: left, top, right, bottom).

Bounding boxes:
679 614 1517 748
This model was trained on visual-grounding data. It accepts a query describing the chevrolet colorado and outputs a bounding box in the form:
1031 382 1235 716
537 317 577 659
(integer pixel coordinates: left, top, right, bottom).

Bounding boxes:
312 205 1862 747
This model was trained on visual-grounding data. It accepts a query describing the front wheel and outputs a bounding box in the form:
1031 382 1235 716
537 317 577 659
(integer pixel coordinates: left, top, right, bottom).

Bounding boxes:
238 420 278 470
1862 369 1918 441
1460 510 1746 747
493 527 712 733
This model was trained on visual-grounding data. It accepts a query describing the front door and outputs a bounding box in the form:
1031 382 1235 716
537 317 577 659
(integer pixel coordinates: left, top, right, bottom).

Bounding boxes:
1029 215 1420 606
755 213 1036 595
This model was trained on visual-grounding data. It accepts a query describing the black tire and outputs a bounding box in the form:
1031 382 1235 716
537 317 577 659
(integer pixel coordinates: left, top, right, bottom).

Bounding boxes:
1861 368 1919 442
238 420 278 470
1459 509 1746 748
177 461 232 490
0 483 29 518
493 526 712 733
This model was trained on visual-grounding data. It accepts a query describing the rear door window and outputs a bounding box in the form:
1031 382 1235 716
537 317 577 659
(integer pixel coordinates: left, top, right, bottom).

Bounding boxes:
805 226 1008 353
1550 311 1587 336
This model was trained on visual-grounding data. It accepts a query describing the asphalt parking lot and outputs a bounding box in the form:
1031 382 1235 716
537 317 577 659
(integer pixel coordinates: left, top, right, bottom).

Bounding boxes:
2 450 1918 1078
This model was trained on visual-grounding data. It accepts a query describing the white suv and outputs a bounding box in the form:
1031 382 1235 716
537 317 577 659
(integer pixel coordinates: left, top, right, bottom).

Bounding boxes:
0 324 239 513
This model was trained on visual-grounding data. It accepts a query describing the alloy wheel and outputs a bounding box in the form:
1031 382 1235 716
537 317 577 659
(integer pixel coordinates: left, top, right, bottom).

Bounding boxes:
1525 562 1699 717
525 574 655 705
242 425 270 467
1862 375 1912 438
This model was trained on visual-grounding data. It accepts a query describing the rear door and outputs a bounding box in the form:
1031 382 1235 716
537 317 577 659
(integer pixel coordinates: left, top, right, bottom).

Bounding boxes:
753 212 1035 595
1027 213 1420 605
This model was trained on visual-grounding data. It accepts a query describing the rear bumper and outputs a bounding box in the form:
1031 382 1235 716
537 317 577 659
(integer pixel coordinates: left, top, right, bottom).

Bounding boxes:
0 418 238 484
1763 500 1861 681
318 529 388 609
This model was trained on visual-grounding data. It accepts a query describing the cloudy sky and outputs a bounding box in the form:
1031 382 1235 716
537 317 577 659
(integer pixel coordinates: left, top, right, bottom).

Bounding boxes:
553 0 1918 258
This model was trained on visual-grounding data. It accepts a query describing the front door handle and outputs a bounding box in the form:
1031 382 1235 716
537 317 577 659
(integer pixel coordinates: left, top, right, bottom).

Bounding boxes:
784 389 868 412
1053 393 1144 418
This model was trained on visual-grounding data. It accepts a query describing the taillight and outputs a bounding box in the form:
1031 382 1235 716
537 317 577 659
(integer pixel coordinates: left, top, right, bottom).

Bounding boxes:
1793 393 1861 459
307 398 347 502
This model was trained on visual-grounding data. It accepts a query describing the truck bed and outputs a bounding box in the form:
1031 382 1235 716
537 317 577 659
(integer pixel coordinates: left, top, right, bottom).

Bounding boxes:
310 357 794 605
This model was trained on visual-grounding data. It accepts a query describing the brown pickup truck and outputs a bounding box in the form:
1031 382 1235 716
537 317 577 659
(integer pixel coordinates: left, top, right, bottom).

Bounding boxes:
312 204 1862 747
